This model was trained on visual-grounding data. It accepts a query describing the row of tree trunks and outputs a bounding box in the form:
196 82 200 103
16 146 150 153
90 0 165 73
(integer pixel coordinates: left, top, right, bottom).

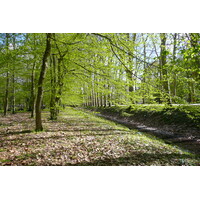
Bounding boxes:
83 83 113 107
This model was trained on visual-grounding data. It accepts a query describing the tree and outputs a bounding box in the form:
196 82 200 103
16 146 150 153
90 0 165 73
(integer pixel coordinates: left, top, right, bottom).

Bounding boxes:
3 33 10 116
35 33 52 131
0 32 200 122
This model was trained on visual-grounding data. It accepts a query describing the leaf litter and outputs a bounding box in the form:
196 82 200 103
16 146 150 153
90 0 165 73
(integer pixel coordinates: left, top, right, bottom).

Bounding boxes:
0 107 199 166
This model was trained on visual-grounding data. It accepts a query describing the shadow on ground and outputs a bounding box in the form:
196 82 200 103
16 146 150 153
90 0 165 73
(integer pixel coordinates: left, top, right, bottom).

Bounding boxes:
68 152 200 166
1 109 200 166
95 113 200 155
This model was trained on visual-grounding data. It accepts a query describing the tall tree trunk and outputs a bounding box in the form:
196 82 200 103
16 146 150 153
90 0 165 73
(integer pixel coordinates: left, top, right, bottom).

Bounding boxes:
35 33 52 131
188 81 195 103
12 72 15 114
4 71 9 116
3 33 10 116
126 33 137 103
12 34 16 114
160 33 171 104
50 54 57 120
172 33 177 99
187 33 200 103
49 34 68 118
31 34 37 118
54 55 64 114
30 62 36 118
142 34 148 104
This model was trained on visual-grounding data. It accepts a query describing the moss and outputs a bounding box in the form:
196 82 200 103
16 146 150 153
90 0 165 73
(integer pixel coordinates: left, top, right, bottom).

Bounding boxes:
95 104 200 128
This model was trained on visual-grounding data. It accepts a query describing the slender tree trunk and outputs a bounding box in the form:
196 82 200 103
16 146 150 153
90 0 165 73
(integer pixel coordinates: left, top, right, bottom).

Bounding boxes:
3 33 10 116
12 34 16 114
54 56 64 114
31 34 37 118
126 33 137 104
50 54 57 120
172 33 177 98
142 34 148 104
187 33 200 103
4 71 9 116
12 72 15 114
35 33 52 131
30 62 36 118
188 81 195 103
160 33 171 104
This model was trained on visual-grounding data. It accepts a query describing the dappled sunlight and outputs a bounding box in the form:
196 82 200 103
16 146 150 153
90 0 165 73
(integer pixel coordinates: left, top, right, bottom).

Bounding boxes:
0 107 199 166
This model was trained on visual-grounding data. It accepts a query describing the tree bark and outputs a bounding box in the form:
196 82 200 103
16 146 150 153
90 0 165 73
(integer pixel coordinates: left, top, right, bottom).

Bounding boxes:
12 34 16 114
35 33 52 131
31 34 37 118
125 33 137 103
4 71 9 116
3 33 10 116
50 54 57 120
172 33 177 98
30 62 36 118
160 33 171 104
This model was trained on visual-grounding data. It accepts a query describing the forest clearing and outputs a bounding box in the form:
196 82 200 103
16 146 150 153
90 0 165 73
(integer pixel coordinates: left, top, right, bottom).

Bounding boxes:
0 33 200 166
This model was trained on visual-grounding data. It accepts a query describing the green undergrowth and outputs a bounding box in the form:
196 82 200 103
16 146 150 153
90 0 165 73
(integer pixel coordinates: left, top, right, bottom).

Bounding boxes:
91 104 200 128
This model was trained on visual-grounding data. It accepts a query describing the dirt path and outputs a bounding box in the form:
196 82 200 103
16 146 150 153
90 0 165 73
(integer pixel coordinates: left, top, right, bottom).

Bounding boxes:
0 107 199 166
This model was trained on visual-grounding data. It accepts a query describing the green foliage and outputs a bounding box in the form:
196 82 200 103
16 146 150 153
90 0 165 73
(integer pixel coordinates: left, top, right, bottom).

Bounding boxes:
0 33 200 118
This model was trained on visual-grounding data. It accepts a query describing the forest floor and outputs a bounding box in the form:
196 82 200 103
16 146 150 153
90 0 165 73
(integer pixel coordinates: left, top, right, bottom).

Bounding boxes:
90 105 200 155
0 107 200 166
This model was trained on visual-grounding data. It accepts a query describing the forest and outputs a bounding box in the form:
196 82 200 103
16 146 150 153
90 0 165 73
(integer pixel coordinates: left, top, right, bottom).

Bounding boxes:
0 33 200 166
